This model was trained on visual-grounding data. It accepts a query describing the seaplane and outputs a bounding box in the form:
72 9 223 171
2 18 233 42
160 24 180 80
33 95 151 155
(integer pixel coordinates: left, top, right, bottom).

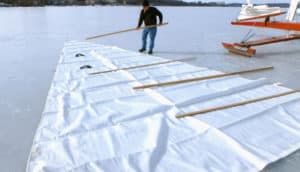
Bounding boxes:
222 0 300 57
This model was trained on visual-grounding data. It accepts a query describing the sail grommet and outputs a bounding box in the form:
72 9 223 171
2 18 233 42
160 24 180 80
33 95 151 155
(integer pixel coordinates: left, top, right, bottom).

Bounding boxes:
75 53 85 57
80 65 92 70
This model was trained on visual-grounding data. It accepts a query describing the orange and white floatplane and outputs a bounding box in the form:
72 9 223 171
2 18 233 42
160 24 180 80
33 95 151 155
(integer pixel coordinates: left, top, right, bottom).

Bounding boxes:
222 0 300 57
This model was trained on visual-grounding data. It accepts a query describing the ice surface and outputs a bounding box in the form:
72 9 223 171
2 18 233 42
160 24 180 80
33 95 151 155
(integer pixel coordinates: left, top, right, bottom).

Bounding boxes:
0 6 299 172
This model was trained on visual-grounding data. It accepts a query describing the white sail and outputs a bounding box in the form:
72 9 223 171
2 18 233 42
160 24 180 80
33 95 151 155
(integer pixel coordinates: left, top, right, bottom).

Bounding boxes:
26 40 300 172
286 0 300 21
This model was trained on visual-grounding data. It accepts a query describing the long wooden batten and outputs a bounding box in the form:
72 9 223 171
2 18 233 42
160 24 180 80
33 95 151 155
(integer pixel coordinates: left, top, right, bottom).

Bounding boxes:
89 57 194 75
133 66 273 89
86 23 168 40
176 89 300 118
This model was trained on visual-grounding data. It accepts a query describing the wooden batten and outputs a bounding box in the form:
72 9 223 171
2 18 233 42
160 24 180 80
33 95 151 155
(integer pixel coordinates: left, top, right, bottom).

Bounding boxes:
86 23 168 40
133 66 273 89
176 89 300 118
89 57 194 75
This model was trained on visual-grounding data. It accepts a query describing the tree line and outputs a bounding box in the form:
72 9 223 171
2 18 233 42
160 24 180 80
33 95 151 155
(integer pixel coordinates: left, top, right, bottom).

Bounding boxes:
0 0 227 6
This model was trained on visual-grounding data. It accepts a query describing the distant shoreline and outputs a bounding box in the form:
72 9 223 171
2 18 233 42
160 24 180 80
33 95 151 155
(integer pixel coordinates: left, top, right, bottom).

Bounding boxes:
0 3 290 8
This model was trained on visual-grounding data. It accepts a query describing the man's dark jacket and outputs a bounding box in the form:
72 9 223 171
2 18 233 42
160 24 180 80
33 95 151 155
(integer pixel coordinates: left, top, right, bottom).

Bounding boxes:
138 7 163 27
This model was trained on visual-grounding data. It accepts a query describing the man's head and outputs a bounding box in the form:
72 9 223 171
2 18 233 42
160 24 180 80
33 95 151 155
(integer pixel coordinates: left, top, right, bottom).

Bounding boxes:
142 0 150 10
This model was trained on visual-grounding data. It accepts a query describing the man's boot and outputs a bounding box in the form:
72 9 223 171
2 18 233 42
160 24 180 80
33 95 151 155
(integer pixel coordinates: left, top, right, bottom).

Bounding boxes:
139 48 146 52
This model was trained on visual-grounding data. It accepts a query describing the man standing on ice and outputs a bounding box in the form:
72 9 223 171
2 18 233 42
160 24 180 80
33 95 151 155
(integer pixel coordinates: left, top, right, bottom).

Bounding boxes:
137 0 163 54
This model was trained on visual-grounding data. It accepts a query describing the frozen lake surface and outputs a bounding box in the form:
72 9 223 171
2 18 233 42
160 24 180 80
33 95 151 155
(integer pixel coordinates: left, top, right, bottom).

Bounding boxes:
0 6 299 172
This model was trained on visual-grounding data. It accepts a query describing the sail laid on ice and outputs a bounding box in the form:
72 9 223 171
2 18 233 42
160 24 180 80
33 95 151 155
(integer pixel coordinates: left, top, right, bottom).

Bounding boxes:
27 41 300 172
